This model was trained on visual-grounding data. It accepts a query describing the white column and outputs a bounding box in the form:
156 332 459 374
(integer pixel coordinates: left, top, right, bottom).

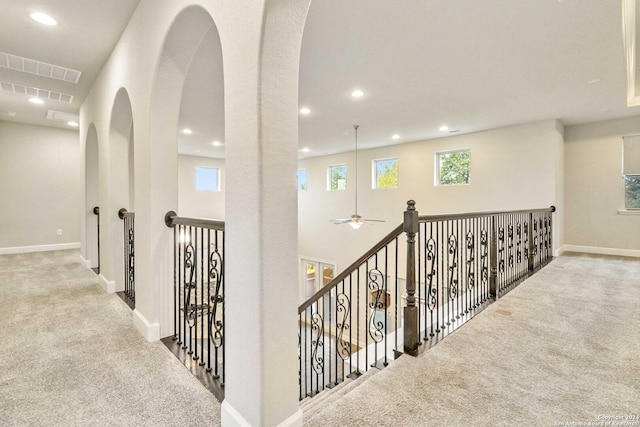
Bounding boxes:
221 1 311 426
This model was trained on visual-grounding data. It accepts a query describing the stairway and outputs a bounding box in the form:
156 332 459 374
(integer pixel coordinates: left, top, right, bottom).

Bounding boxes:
300 367 382 424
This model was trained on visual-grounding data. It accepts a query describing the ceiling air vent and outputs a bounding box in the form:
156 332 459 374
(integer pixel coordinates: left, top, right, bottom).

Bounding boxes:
46 110 79 124
0 81 74 103
0 51 82 84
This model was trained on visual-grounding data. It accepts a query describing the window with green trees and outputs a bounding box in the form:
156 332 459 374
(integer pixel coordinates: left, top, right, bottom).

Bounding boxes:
373 158 398 189
436 149 471 186
328 164 347 190
623 135 640 209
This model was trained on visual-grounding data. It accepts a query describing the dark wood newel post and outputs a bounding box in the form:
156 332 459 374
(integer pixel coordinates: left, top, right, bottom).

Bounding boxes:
403 200 419 356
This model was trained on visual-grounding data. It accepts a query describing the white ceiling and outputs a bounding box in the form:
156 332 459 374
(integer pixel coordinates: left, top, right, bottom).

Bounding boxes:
0 0 140 129
1 1 639 157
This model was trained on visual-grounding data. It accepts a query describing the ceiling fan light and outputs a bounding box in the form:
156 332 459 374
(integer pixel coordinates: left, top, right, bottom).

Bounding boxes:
349 221 362 230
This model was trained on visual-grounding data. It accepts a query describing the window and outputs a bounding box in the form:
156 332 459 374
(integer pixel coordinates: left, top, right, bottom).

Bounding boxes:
297 169 308 191
327 164 347 190
435 149 471 186
195 167 220 191
373 158 398 189
623 135 640 209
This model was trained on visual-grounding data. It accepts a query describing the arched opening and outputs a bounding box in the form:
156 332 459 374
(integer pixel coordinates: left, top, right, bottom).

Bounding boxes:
109 88 134 300
177 18 225 220
148 5 223 339
85 123 100 273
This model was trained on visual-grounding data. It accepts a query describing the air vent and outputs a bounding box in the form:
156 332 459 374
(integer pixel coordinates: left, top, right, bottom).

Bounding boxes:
46 110 79 123
0 51 81 84
0 81 74 103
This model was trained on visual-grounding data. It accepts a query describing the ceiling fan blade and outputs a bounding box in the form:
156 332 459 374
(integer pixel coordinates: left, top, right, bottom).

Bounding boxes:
362 219 386 223
330 219 353 224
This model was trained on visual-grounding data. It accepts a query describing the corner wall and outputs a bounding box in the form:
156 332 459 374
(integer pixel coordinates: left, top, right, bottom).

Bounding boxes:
0 121 80 252
564 116 640 256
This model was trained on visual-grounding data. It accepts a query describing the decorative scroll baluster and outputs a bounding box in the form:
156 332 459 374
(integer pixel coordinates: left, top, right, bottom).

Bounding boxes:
118 208 135 309
296 203 555 402
425 233 437 338
446 233 459 323
465 229 475 314
164 212 225 401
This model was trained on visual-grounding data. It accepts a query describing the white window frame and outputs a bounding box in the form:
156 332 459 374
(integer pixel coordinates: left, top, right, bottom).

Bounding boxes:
195 166 220 192
372 157 398 189
434 148 471 187
327 164 347 191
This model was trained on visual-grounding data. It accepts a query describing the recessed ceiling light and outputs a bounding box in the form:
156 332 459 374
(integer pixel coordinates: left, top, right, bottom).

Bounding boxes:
67 121 79 127
588 78 601 84
300 107 311 115
30 12 58 26
351 89 364 98
7 112 16 117
439 125 449 131
29 97 44 104
599 108 609 112
182 128 192 135
392 134 400 140
211 141 223 147
300 147 311 153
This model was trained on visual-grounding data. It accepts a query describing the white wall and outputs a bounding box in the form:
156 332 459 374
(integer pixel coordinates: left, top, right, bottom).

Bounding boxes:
564 116 640 255
0 121 80 250
178 155 225 219
298 120 564 272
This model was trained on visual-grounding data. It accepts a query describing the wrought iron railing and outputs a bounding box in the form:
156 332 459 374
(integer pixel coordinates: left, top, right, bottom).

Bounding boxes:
298 201 555 400
298 223 404 398
414 207 555 346
164 211 225 400
118 208 135 308
92 206 100 275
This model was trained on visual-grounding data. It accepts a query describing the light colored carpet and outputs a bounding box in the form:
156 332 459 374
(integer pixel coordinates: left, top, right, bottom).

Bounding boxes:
0 250 220 427
303 253 640 426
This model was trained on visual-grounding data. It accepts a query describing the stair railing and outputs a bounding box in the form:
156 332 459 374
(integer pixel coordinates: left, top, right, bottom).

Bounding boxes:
298 207 408 399
412 206 555 348
164 211 225 399
118 208 135 308
92 206 100 274
298 201 555 401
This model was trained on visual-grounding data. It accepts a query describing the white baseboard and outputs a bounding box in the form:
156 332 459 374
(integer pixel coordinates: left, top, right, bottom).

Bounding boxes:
561 245 640 258
98 274 116 293
0 242 80 255
79 255 92 268
221 401 302 427
133 309 160 342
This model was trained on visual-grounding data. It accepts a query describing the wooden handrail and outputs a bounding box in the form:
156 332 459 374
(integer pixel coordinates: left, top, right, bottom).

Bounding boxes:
298 223 403 313
164 210 225 231
419 206 555 222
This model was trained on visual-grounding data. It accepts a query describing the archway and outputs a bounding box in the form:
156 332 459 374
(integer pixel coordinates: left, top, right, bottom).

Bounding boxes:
148 5 223 339
109 88 134 300
85 123 100 273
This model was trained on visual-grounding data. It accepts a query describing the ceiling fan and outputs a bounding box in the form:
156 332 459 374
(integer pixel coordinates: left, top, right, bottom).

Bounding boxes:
330 125 386 229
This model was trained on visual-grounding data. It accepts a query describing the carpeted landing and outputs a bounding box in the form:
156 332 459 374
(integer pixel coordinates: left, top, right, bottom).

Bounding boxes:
1 250 638 426
303 253 640 426
0 250 220 426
